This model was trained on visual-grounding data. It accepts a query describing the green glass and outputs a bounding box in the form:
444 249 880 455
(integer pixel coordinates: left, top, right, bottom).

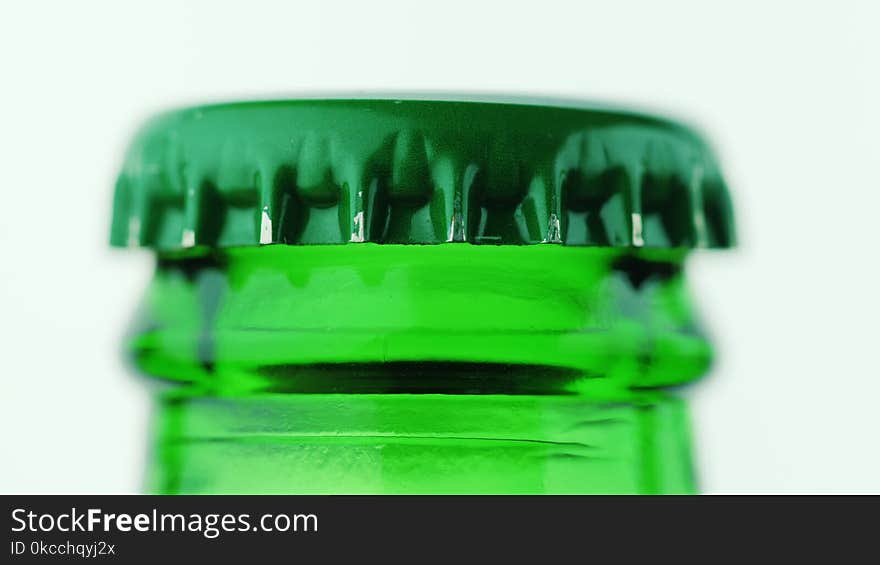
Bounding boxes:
111 98 734 494
131 244 708 493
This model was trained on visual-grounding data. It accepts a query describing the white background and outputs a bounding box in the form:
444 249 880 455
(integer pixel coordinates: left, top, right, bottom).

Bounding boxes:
1 0 878 493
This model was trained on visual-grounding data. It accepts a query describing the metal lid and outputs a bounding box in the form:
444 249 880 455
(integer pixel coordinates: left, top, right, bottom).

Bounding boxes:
110 98 734 250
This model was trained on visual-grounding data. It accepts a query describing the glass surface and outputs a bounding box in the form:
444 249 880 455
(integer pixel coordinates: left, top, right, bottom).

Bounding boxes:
129 244 711 493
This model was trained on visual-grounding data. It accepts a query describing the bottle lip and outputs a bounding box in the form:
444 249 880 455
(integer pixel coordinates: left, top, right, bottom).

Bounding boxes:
110 97 735 252
136 244 711 392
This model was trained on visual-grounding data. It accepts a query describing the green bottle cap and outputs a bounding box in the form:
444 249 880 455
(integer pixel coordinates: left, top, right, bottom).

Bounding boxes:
110 99 735 250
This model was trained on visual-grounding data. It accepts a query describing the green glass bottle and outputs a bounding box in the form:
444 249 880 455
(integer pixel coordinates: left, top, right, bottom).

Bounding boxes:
111 99 734 494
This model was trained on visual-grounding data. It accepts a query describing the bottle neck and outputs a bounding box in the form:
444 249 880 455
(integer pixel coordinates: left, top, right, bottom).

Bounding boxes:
134 244 708 494
150 389 696 494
